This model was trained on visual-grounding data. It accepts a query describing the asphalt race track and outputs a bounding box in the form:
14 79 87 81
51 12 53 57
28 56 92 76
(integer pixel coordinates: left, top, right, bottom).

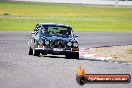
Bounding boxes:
78 32 132 48
0 32 132 88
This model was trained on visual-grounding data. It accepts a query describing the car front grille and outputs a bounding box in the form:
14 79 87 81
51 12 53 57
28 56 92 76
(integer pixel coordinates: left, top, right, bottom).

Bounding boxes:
50 40 66 48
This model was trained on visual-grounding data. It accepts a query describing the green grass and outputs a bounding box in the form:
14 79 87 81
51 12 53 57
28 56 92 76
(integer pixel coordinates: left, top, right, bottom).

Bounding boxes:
0 1 132 32
128 50 132 54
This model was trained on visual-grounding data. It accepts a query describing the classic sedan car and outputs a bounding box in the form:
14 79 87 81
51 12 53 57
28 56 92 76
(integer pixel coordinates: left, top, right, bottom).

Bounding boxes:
28 23 79 59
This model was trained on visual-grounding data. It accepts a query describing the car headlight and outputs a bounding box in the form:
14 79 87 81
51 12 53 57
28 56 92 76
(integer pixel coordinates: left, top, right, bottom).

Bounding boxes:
73 42 79 47
67 42 72 46
45 40 49 45
39 40 43 45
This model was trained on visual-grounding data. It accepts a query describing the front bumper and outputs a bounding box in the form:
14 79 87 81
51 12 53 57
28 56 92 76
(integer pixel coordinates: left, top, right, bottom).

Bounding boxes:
35 46 79 55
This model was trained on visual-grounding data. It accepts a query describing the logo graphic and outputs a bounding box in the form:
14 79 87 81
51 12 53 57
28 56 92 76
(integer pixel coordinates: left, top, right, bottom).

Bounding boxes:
76 66 131 85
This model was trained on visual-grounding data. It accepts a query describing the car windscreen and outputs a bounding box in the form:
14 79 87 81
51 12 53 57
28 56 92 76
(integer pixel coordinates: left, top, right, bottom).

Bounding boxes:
48 26 70 35
39 25 71 36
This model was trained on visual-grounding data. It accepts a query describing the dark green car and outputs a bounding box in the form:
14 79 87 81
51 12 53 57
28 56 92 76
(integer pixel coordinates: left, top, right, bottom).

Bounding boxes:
28 23 79 59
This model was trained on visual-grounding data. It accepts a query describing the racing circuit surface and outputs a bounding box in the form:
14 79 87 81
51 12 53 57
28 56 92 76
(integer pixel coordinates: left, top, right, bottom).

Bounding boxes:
0 32 132 88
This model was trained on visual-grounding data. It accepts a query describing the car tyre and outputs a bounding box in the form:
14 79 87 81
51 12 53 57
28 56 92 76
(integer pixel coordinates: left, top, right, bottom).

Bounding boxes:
33 49 40 56
71 52 79 59
65 53 72 59
29 46 33 55
41 52 47 55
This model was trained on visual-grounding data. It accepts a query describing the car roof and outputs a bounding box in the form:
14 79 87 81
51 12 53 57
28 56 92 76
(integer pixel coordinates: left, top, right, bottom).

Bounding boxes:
38 23 71 28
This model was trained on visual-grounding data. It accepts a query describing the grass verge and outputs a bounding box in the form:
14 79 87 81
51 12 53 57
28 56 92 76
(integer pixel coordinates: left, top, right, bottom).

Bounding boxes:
0 1 132 31
128 50 132 54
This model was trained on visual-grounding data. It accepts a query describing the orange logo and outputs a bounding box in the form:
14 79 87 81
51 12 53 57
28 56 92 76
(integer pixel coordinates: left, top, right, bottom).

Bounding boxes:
76 66 131 85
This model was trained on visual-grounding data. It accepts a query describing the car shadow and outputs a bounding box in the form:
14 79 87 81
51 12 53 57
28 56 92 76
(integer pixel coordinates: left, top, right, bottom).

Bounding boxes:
39 54 103 60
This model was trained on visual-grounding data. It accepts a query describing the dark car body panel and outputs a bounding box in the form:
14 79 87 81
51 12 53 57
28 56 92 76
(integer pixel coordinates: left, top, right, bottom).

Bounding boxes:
28 23 79 56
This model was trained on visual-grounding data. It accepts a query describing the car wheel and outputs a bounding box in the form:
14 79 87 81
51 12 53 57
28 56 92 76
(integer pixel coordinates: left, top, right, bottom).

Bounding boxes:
71 52 79 59
33 49 40 56
29 46 33 55
65 53 72 59
41 52 47 55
